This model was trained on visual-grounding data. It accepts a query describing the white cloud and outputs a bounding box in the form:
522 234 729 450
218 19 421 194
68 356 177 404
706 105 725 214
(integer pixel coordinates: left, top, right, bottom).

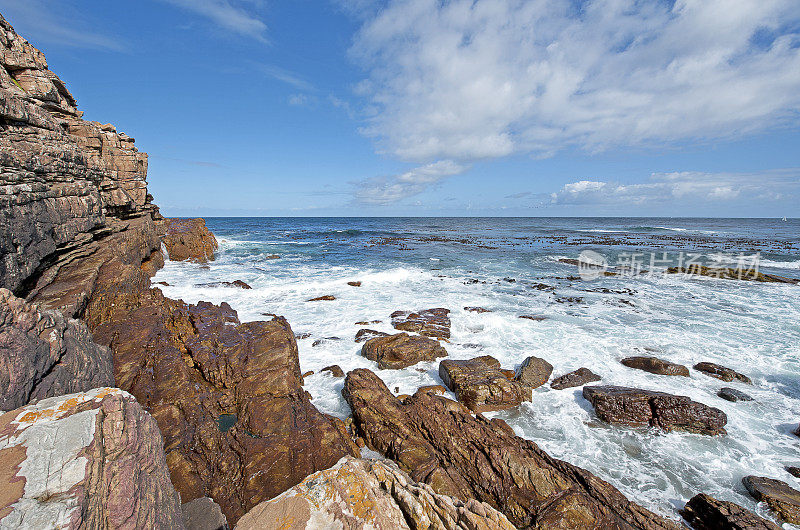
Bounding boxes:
354 160 468 204
349 0 800 163
254 63 314 91
162 0 268 41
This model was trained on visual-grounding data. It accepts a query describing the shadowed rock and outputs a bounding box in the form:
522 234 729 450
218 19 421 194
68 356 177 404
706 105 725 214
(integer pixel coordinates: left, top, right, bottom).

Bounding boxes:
362 332 447 369
694 362 751 384
786 467 800 478
439 356 531 412
621 356 690 376
163 218 218 262
680 493 780 530
391 308 451 339
514 356 553 389
321 365 345 378
743 476 800 524
551 368 601 390
717 387 753 402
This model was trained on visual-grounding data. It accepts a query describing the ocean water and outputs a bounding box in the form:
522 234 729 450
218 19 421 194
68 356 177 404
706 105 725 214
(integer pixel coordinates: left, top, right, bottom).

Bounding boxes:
153 217 800 525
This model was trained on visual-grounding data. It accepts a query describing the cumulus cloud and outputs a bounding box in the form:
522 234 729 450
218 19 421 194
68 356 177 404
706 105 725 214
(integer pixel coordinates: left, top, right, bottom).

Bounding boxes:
354 160 467 204
162 0 268 41
349 0 800 164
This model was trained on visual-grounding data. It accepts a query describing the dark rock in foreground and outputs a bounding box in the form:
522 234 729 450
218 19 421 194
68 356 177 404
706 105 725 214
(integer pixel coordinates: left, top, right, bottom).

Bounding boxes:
163 218 218 262
743 476 800 524
391 307 451 339
514 355 553 389
583 386 727 435
342 369 679 529
362 332 447 369
439 355 531 412
680 493 780 530
694 362 751 384
718 387 753 402
551 367 602 390
621 356 690 376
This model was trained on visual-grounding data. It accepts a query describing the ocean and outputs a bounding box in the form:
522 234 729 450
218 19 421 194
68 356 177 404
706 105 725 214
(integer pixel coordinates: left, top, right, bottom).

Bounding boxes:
153 217 800 523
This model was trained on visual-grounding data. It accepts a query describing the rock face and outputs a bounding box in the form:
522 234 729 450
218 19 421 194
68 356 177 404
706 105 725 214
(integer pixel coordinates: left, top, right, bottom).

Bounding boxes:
237 456 515 530
514 355 553 389
162 218 218 262
0 388 184 528
621 356 690 376
551 368 601 390
342 369 679 529
694 362 751 384
680 493 780 530
391 308 451 339
439 356 531 412
181 497 228 530
0 288 113 411
362 332 447 369
583 386 727 435
742 476 800 524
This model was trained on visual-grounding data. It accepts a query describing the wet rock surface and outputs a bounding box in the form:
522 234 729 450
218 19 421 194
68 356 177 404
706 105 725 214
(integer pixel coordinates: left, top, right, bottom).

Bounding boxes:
514 355 553 389
717 387 753 402
163 218 218 262
621 356 690 376
0 388 184 528
550 367 601 390
362 332 448 369
342 369 679 529
464 306 492 313
391 307 451 339
583 386 727 435
308 294 336 301
355 328 390 343
694 362 751 384
680 493 780 530
666 265 798 284
321 365 345 377
742 476 800 524
439 355 531 412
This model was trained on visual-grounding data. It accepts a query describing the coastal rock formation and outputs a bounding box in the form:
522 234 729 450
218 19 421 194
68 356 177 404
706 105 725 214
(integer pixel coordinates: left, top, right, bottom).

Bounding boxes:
0 288 112 411
321 365 345 377
342 369 679 529
583 386 727 435
162 218 218 262
680 493 780 530
362 332 447 369
0 388 184 528
742 476 800 524
718 387 753 402
439 356 531 412
237 456 515 530
666 265 798 284
694 362 751 384
355 328 389 343
621 356 690 376
514 355 553 389
391 308 451 339
551 367 601 390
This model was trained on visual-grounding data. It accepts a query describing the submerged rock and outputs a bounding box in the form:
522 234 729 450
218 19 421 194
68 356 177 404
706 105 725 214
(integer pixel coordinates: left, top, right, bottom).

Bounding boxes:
362 332 447 369
583 385 727 435
621 356 690 376
550 368 602 390
342 369 679 529
163 218 218 262
464 306 492 313
680 493 780 530
439 356 531 412
666 265 798 284
514 355 553 389
308 294 336 301
519 314 548 321
321 365 345 378
743 476 800 524
391 307 451 339
196 280 251 289
694 362 751 384
717 387 753 402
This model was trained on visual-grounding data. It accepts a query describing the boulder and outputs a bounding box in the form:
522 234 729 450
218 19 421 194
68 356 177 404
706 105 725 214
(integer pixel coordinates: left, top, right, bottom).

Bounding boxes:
717 387 753 402
694 362 751 384
620 356 690 376
550 368 601 390
0 388 184 528
321 365 345 378
391 308 451 339
0 288 113 411
680 493 780 530
308 294 336 301
362 332 447 369
342 369 679 529
236 456 514 530
347 281 362 287
181 497 228 530
439 356 531 412
355 328 390 343
743 476 800 524
162 218 218 262
583 386 727 435
514 356 553 389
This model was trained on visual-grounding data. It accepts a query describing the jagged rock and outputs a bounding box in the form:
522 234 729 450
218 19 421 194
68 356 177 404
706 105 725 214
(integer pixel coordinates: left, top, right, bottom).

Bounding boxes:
694 362 751 384
321 365 345 378
362 332 447 369
550 368 601 390
514 355 553 389
439 356 531 412
181 497 228 530
0 288 112 411
680 493 780 530
0 388 184 528
237 456 515 530
355 328 390 343
391 308 451 339
308 294 336 301
786 467 800 478
342 369 679 529
742 476 800 524
583 386 727 435
717 387 753 402
621 356 690 376
162 218 218 262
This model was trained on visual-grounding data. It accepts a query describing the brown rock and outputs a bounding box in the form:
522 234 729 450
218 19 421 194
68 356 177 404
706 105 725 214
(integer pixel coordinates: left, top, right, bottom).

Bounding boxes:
514 355 553 389
0 388 184 528
499 368 516 379
196 280 251 289
265 254 280 260
666 265 798 284
163 218 218 262
743 476 800 524
181 497 228 530
391 308 451 339
417 384 446 395
694 362 751 384
362 332 447 369
321 365 345 378
583 386 727 435
302 370 314 378
439 356 531 412
355 320 382 325
308 294 336 301
347 281 362 287
342 369 679 529
464 306 492 313
551 368 601 390
355 328 390 343
519 314 548 321
621 356 690 376
680 493 780 530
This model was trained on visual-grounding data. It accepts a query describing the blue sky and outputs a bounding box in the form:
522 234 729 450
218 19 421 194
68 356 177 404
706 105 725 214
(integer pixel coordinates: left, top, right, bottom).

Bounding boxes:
2 0 799 217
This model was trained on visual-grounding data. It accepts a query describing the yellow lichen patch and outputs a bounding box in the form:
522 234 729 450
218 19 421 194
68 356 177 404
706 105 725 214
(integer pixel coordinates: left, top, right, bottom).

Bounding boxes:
16 409 54 424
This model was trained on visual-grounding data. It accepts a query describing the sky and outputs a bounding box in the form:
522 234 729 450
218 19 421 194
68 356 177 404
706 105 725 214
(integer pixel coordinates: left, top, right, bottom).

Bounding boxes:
1 0 799 217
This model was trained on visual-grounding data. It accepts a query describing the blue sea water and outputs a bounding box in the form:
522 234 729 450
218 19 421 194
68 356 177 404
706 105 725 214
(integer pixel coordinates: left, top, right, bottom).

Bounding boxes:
154 217 800 525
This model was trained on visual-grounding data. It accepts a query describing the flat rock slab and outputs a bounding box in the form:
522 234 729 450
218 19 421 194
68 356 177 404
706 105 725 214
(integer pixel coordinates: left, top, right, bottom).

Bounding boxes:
514 356 553 389
694 362 751 384
681 493 780 530
440 356 531 412
362 332 447 369
551 368 601 390
718 387 753 402
743 476 800 524
391 308 451 339
621 356 690 376
583 385 727 435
